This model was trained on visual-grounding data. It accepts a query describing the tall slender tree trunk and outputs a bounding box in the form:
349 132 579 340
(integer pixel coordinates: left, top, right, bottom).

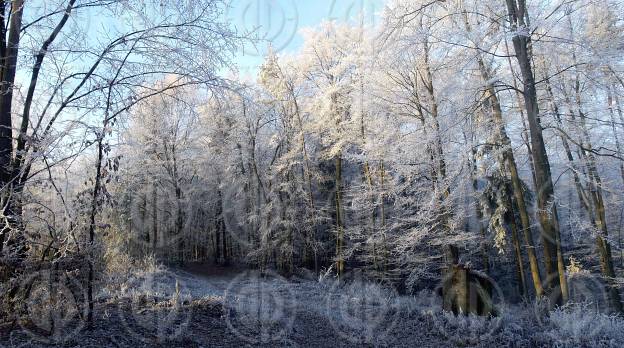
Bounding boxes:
484 78 544 296
359 78 387 277
176 186 184 265
462 9 543 296
505 0 567 304
418 31 456 282
542 67 591 217
466 133 490 274
504 38 537 190
140 192 148 253
574 85 623 313
335 153 344 278
295 102 319 273
152 185 158 254
0 0 25 256
86 132 105 325
215 189 223 264
507 195 528 299
607 86 624 186
379 161 389 276
486 85 543 298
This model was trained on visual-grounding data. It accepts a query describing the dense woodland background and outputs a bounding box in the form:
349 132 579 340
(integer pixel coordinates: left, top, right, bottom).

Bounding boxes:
2 0 624 346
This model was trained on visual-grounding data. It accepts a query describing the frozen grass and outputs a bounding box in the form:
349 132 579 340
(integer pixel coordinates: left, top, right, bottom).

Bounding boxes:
546 305 624 347
5 265 624 347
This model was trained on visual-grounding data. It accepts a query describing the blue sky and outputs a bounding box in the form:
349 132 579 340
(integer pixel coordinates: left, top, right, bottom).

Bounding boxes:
225 0 386 77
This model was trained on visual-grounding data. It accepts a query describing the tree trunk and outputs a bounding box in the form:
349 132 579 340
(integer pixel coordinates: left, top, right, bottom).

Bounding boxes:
607 86 624 186
215 189 222 264
335 153 344 278
542 67 591 217
507 195 529 299
466 134 489 274
505 0 566 304
442 246 494 316
575 95 623 313
379 161 389 276
462 8 544 296
482 63 543 297
0 0 25 256
152 185 158 254
176 186 184 265
86 134 104 325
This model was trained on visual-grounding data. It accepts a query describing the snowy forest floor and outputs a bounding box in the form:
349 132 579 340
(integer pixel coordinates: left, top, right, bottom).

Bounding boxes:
2 264 624 347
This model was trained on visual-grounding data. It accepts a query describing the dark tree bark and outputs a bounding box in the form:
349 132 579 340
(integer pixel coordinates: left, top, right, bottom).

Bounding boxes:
0 0 24 256
462 9 544 298
152 185 158 254
442 246 494 316
505 0 567 304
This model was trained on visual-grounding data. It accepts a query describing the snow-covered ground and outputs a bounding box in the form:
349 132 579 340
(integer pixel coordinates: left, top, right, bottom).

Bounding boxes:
3 266 624 347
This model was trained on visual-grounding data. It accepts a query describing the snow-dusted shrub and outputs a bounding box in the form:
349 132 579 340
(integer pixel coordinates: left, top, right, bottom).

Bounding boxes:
424 307 506 346
418 297 624 347
101 250 164 301
545 304 624 347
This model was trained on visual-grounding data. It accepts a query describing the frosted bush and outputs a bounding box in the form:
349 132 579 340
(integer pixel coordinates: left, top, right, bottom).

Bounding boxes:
101 254 165 301
546 305 624 347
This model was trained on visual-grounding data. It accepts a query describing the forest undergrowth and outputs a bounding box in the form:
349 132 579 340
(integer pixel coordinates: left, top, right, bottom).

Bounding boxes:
2 255 624 348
